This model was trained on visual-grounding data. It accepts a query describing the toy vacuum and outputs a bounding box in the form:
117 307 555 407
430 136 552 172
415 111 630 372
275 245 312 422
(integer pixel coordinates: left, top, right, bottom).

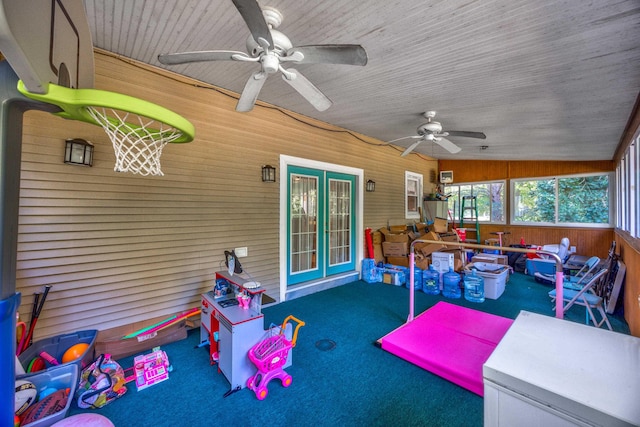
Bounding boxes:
246 315 305 400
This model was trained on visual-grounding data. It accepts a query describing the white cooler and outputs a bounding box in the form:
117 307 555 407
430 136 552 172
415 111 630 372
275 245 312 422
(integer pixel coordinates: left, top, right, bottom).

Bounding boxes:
483 311 640 426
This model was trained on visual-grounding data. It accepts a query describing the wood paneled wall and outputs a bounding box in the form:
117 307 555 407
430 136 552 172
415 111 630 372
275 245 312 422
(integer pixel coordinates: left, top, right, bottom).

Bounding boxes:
438 158 640 337
439 159 615 258
616 233 640 336
16 50 437 339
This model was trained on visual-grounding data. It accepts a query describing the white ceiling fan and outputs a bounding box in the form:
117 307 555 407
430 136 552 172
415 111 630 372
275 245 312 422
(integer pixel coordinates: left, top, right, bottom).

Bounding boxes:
158 0 368 112
389 111 487 156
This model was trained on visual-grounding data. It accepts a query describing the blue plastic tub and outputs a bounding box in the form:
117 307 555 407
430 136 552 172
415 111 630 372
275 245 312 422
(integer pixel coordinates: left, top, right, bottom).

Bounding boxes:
17 363 78 427
18 330 97 375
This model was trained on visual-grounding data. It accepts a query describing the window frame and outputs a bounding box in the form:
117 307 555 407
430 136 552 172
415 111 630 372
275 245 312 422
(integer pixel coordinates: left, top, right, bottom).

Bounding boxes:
443 180 507 225
405 171 423 220
616 136 638 237
511 172 614 228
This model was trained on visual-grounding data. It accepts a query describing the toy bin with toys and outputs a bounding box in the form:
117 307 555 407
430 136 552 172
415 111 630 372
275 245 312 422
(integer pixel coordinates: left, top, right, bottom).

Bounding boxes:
18 330 97 375
15 363 77 427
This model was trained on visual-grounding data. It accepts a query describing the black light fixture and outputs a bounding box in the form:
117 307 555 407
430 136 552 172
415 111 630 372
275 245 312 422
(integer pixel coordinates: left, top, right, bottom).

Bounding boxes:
64 138 94 166
366 179 376 192
262 164 276 182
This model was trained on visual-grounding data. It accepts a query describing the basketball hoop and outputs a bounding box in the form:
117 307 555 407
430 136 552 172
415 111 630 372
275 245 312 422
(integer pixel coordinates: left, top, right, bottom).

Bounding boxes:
17 81 195 176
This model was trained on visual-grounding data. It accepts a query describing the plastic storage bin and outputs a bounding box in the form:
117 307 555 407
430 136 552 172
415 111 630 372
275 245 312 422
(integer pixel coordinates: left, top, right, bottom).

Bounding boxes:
18 330 98 374
17 363 78 427
474 268 508 299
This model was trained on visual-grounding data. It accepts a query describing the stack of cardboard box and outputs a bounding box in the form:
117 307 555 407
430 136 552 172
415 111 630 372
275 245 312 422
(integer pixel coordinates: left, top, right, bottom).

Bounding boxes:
377 225 465 272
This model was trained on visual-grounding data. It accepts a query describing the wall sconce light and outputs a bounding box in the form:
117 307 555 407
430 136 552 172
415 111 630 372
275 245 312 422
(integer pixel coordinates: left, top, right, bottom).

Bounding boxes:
64 138 94 166
366 179 376 192
262 164 276 182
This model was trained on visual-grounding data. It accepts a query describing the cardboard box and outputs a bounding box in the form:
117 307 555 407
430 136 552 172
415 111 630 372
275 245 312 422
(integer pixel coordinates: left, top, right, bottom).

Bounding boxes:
383 232 410 243
371 231 383 244
431 251 455 285
415 242 447 257
382 241 408 257
433 217 448 233
389 224 408 234
474 253 509 265
383 269 405 286
415 254 430 270
373 243 385 264
96 320 188 360
439 232 460 242
415 222 428 232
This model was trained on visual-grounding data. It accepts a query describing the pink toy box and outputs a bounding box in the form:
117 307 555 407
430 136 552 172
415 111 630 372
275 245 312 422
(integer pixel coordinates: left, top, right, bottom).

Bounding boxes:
125 347 171 391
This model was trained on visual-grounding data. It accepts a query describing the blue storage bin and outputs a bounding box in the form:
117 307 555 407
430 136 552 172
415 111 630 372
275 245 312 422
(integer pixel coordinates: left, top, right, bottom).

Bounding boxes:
17 363 78 427
18 330 98 374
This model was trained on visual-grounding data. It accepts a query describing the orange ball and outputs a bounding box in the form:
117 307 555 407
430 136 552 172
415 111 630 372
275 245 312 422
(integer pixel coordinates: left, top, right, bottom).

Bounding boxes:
62 343 89 364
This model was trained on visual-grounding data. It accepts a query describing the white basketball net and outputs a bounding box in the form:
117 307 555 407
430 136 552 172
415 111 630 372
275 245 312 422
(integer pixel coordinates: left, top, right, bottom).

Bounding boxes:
87 107 184 176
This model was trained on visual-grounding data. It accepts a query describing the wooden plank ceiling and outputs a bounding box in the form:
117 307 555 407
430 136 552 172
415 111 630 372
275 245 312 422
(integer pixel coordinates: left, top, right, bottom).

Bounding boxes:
83 0 640 160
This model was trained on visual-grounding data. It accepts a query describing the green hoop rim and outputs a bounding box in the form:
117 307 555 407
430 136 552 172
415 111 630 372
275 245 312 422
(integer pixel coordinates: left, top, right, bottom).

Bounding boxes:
17 81 195 143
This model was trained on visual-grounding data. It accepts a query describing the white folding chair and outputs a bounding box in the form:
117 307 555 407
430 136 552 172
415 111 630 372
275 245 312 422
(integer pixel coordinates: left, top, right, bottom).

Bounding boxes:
548 268 612 330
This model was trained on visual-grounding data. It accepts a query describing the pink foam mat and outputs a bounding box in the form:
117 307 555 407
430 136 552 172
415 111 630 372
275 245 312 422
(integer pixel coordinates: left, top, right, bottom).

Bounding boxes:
380 301 513 396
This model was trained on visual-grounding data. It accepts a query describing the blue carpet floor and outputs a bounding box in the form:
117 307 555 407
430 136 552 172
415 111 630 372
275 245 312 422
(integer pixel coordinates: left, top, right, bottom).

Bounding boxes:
67 272 630 426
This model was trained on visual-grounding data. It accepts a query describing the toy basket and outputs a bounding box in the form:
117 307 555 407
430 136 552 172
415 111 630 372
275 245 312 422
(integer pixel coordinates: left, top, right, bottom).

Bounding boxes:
248 333 291 373
246 315 305 400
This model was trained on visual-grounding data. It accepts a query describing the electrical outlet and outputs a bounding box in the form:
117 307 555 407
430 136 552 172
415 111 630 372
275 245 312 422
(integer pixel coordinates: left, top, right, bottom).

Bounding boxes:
235 247 248 258
570 246 576 253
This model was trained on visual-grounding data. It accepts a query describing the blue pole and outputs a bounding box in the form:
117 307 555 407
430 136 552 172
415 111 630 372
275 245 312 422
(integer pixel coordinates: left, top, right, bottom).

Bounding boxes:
0 61 60 427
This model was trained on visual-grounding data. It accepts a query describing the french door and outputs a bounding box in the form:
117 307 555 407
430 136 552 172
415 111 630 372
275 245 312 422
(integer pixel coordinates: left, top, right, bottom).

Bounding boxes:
287 166 356 285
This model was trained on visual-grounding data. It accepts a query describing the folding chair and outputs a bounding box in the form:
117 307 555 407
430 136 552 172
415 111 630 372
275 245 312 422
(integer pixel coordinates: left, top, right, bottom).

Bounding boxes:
548 268 612 330
535 255 600 289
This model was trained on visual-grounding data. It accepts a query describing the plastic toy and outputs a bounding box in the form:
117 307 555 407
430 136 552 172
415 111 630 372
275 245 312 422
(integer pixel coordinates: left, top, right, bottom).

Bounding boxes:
124 347 172 391
62 343 89 363
40 351 60 366
15 380 37 415
246 315 305 400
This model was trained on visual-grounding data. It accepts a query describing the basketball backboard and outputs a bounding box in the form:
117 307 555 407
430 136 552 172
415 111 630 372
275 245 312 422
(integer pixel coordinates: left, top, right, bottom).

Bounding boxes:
0 0 94 94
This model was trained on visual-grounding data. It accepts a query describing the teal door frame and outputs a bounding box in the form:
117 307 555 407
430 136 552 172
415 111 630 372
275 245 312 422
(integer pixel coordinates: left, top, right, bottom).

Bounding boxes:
279 155 365 301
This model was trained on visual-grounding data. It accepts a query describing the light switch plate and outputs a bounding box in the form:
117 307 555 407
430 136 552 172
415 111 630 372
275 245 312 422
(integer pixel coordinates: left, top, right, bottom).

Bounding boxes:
235 247 248 257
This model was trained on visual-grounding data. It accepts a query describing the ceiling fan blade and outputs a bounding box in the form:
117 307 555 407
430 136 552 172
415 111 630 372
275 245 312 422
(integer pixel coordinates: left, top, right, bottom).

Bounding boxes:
286 45 368 66
401 139 424 157
282 68 332 111
445 130 487 139
158 50 249 65
387 135 421 144
236 71 268 112
232 0 273 49
434 137 462 154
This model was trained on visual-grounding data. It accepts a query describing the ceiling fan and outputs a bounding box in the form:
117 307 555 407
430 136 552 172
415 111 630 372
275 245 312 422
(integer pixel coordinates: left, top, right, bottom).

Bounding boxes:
158 0 368 112
389 111 487 157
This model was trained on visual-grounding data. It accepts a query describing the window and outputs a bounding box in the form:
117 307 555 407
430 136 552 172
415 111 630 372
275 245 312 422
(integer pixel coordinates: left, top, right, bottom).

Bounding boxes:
405 171 423 219
512 173 613 227
444 181 506 224
617 137 638 237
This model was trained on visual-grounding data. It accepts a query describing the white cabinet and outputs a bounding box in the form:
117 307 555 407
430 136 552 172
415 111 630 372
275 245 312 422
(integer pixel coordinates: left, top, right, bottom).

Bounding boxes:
200 271 267 393
424 200 449 222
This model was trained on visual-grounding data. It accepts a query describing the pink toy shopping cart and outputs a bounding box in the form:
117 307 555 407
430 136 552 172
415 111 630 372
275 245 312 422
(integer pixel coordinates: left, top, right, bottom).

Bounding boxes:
247 315 305 400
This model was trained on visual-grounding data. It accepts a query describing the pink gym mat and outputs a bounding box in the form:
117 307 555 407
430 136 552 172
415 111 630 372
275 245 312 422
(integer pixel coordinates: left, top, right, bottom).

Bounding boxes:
380 301 513 396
